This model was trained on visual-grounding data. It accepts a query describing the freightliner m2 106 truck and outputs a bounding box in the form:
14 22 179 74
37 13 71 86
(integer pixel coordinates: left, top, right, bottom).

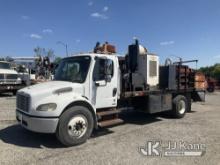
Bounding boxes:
16 40 205 146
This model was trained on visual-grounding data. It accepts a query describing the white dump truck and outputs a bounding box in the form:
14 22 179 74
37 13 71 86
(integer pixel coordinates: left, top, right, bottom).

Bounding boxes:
16 40 205 146
0 61 22 95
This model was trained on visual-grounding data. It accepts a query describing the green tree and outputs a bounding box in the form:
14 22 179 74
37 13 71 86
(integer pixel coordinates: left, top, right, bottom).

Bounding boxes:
199 63 220 80
212 64 220 79
34 47 44 57
34 47 55 60
53 57 62 65
47 49 55 60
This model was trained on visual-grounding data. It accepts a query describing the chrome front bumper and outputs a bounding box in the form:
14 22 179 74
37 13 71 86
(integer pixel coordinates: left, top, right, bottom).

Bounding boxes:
16 110 59 133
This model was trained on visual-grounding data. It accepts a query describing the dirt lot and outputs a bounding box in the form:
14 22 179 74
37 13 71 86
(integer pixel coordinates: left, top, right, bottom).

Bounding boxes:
0 92 220 165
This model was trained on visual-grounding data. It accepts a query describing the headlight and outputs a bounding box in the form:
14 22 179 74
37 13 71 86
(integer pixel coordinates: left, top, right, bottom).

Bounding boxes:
17 77 21 82
36 103 57 111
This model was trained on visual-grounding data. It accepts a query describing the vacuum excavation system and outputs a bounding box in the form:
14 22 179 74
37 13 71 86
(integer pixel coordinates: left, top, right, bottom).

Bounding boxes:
16 39 206 146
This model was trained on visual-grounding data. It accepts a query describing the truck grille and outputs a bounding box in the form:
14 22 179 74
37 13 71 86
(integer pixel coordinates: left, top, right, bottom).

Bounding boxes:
0 74 18 83
16 93 30 112
5 74 18 79
0 74 4 79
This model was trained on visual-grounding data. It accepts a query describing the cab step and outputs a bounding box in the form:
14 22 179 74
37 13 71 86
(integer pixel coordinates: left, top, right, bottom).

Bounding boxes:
97 109 121 117
98 118 124 127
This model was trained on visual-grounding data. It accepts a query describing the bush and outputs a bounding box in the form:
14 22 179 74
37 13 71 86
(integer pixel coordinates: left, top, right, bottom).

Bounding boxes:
199 63 220 80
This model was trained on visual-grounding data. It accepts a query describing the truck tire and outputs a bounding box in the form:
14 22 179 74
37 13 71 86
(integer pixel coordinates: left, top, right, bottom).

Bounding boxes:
56 106 94 146
171 95 188 118
207 87 214 93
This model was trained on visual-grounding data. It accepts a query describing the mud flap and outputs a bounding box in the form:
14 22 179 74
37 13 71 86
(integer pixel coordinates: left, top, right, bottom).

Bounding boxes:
192 91 205 102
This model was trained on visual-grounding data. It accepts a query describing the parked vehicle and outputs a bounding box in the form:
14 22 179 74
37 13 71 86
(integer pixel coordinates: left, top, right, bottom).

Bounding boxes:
0 61 23 95
16 65 31 86
206 77 217 93
11 56 54 85
16 40 206 146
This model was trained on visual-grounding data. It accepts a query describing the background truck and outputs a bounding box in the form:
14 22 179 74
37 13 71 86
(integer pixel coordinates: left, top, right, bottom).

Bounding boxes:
206 77 217 92
11 56 53 85
0 61 22 95
16 40 206 146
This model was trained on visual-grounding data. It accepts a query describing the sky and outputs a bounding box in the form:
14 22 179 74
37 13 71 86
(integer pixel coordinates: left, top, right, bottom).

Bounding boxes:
0 0 220 67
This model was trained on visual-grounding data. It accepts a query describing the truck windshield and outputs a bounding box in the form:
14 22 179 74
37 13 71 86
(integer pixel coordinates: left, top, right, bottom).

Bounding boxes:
54 56 91 83
0 62 11 69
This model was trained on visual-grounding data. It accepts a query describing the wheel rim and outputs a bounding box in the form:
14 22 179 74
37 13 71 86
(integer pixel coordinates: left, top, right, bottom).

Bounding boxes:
178 100 186 114
67 115 88 138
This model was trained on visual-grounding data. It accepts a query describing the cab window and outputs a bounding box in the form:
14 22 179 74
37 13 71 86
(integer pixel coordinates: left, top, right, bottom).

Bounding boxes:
93 58 114 81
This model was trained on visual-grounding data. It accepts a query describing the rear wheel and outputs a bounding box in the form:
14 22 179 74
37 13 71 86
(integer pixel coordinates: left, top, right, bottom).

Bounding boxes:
56 106 94 146
171 95 188 118
207 87 214 93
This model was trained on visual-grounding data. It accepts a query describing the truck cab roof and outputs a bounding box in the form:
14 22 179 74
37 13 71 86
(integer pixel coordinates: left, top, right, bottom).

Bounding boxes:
0 61 10 64
63 53 122 60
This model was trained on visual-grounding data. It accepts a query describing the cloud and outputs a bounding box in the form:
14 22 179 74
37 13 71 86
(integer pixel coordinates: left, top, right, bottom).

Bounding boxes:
103 6 109 12
21 15 30 20
91 12 108 19
213 55 220 59
76 39 81 43
30 33 42 39
42 29 53 34
160 41 175 46
88 1 93 6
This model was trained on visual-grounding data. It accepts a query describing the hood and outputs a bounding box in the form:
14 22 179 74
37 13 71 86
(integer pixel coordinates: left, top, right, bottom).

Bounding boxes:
19 81 84 97
0 69 18 74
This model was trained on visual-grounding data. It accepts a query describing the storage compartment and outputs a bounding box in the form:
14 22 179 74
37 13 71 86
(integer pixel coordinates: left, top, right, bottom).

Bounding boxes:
159 65 177 90
147 94 172 113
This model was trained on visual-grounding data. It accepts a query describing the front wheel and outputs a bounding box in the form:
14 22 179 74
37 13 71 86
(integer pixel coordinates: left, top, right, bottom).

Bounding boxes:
171 95 188 118
56 106 94 146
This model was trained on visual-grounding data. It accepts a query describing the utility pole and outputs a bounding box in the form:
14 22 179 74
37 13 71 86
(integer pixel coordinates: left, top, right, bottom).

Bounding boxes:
57 41 68 57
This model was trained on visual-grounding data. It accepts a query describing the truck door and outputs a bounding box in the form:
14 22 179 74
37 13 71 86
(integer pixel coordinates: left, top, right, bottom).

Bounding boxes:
92 57 118 109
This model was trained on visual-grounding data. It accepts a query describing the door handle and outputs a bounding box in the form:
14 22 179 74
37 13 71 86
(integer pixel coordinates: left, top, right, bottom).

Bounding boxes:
95 80 107 86
113 88 117 96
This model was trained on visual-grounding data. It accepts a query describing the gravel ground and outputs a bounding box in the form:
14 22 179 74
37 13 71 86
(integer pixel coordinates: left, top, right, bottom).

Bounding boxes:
0 92 220 165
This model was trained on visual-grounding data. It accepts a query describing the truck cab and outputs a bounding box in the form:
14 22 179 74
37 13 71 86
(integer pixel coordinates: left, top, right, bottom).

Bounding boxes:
0 61 22 95
54 54 120 108
16 53 120 145
16 65 31 86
